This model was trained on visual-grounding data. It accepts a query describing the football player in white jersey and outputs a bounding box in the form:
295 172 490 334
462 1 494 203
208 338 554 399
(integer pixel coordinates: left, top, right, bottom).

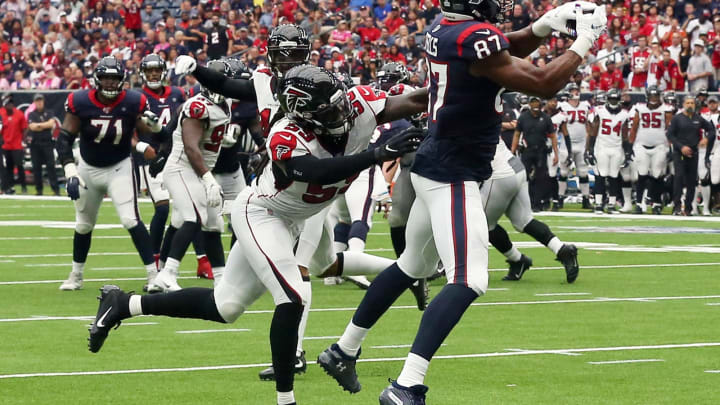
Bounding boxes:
147 60 232 292
559 82 593 208
587 89 632 214
544 95 572 211
87 66 428 405
630 86 673 215
697 96 720 215
482 137 579 282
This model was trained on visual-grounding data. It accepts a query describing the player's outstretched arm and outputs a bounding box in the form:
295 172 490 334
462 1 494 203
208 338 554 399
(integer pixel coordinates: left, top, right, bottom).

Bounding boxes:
193 65 257 103
376 88 428 125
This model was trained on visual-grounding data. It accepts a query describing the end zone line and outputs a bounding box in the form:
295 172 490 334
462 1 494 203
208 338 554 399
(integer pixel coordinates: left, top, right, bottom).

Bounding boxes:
0 342 716 379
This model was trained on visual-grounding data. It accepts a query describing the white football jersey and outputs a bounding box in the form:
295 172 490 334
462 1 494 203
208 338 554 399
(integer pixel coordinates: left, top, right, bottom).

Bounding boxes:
248 85 387 222
631 103 673 147
593 106 631 149
559 100 592 144
548 110 567 149
490 136 516 180
165 94 230 173
252 66 280 138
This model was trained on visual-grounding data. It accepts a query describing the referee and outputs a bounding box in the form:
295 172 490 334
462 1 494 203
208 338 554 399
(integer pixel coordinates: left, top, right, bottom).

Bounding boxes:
667 95 716 215
512 96 558 211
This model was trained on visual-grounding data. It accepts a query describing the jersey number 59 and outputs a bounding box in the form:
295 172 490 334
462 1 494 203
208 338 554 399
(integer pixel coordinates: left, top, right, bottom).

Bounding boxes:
302 173 359 204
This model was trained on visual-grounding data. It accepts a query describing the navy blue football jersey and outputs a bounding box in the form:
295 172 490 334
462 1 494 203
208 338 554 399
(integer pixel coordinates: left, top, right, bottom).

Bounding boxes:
413 19 510 183
65 89 148 167
141 85 186 143
371 119 413 150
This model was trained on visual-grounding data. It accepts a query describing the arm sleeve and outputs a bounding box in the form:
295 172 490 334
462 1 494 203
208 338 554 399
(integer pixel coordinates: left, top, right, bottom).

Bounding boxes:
283 152 377 185
56 128 76 166
666 116 683 150
193 65 257 103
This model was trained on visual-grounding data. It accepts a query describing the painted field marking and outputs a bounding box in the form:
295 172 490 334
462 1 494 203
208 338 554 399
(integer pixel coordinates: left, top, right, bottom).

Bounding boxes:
176 329 251 334
371 344 446 349
303 336 341 340
505 348 581 356
0 236 128 241
705 303 720 306
535 292 591 297
114 322 157 326
0 342 715 379
0 276 198 286
587 359 664 365
24 263 69 267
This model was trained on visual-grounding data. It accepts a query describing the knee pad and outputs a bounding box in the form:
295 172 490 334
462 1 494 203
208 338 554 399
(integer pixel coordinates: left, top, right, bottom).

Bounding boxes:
75 221 94 235
120 215 139 230
213 284 249 323
348 220 370 242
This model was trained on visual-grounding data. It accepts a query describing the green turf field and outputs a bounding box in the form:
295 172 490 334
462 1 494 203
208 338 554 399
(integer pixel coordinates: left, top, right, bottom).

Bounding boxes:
0 196 719 404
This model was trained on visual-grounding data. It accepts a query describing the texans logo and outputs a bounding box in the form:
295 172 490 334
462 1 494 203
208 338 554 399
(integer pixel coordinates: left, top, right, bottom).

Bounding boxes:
283 86 312 112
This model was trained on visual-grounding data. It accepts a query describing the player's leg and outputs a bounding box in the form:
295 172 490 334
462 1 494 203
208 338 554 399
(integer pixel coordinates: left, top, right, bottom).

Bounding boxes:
202 202 225 283
216 168 246 245
607 148 624 213
594 146 609 213
142 165 169 263
574 144 591 207
711 147 720 212
343 167 378 288
388 163 415 256
60 162 104 290
558 157 570 209
634 145 651 213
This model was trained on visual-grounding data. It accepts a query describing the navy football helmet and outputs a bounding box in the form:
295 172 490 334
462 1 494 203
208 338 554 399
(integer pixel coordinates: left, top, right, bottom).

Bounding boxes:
93 56 126 99
140 54 167 90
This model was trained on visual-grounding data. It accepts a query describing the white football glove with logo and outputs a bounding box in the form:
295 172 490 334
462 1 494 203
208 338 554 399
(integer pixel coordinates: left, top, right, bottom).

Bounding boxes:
140 110 162 133
201 171 223 208
532 1 597 37
569 5 607 57
174 55 197 76
221 123 241 148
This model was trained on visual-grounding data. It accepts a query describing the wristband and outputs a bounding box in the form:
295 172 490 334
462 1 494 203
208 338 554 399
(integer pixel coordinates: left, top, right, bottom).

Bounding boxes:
569 36 593 57
135 141 150 153
63 163 78 179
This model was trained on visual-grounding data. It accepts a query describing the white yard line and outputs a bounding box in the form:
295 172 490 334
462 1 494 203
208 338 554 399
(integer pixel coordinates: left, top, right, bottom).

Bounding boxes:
302 336 342 340
0 276 198 286
371 344 446 349
1 236 128 241
176 329 250 334
587 359 664 365
705 370 720 373
0 342 715 379
535 292 592 296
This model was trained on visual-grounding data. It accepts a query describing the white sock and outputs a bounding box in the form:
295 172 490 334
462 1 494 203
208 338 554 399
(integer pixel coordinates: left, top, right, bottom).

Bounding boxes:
595 194 603 205
340 251 394 276
608 196 616 206
502 246 522 262
72 261 85 274
547 237 564 255
213 266 224 282
297 281 311 355
702 185 711 212
396 353 429 388
337 321 368 357
580 182 590 196
129 295 143 317
164 258 180 275
333 241 348 253
348 238 365 252
144 263 156 275
277 390 295 405
158 259 165 270
558 181 567 196
622 187 632 205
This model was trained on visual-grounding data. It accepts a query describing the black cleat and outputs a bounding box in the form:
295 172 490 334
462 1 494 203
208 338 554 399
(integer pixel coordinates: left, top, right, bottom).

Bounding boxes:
88 285 131 353
551 200 560 212
557 196 565 209
582 196 591 209
379 380 429 405
259 351 307 381
556 244 579 283
318 344 361 393
502 254 533 281
652 205 662 215
409 279 429 311
633 205 644 214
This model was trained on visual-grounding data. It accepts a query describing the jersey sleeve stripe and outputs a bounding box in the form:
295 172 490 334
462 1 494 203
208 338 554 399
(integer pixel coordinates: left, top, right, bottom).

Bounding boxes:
456 23 508 58
67 92 76 113
139 94 148 113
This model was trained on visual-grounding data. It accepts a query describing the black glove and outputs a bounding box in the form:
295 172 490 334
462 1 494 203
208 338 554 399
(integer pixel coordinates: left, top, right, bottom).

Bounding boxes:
706 158 712 170
66 176 82 200
374 127 424 162
622 150 633 168
148 153 168 178
584 149 596 166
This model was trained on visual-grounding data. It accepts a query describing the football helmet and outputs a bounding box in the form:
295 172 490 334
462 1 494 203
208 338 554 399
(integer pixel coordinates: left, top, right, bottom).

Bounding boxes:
376 62 409 91
93 56 126 99
557 90 569 102
664 90 676 106
645 85 661 108
140 54 167 90
594 91 607 106
606 89 621 112
223 57 252 80
202 59 232 105
440 0 513 23
278 65 353 138
516 93 529 107
267 24 310 77
565 82 580 100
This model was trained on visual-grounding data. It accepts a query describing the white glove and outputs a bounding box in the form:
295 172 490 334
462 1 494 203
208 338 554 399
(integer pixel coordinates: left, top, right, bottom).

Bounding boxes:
532 1 598 37
201 171 223 208
63 163 86 187
221 123 241 148
221 199 234 216
140 110 162 133
569 5 607 57
174 55 197 76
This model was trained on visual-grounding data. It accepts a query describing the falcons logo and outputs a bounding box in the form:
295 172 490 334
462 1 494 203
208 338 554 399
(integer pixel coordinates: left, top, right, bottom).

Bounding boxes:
188 101 207 119
282 86 312 112
275 144 291 160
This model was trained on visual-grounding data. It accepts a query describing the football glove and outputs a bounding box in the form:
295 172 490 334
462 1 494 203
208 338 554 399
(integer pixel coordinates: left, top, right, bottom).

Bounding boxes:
569 4 607 57
63 163 85 201
201 171 223 208
140 110 162 133
374 127 424 162
222 124 241 148
174 55 197 76
622 150 633 168
148 152 168 178
564 155 574 167
584 149 596 166
706 158 712 170
532 1 598 37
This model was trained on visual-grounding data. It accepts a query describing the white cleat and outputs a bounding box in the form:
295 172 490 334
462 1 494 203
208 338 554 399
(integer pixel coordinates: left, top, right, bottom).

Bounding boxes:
144 270 158 292
147 269 181 293
703 207 712 216
619 203 633 213
323 276 343 286
59 271 83 290
344 276 371 290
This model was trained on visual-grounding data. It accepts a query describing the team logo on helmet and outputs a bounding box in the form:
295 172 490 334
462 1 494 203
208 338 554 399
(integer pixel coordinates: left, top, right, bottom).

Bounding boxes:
282 86 312 112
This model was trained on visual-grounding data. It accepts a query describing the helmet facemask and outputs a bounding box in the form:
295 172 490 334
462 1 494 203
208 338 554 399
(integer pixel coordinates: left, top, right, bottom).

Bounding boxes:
141 64 166 90
268 43 310 77
94 73 124 99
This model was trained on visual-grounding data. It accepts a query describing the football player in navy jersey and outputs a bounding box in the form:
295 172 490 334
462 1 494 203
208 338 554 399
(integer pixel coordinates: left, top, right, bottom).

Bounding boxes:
316 1 606 403
57 56 164 291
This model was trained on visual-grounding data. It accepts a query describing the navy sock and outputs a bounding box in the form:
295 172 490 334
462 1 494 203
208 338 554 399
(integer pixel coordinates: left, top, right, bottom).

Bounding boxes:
333 222 350 245
348 220 370 242
150 203 169 254
523 219 555 246
141 287 225 322
203 231 225 267
390 226 406 257
271 302 304 393
128 223 154 265
169 221 200 261
159 225 176 263
352 263 416 329
410 284 478 360
488 225 513 254
192 229 206 256
73 231 92 263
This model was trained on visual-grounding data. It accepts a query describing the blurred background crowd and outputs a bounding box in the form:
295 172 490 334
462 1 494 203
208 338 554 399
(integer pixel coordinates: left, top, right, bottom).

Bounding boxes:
4 0 720 92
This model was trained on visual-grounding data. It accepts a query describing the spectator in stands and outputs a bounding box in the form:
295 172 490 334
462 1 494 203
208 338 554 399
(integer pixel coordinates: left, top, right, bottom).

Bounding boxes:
385 6 404 35
123 0 143 36
0 93 27 194
658 49 685 90
374 0 391 21
688 39 714 92
631 35 650 90
26 94 58 196
686 9 713 43
10 70 30 90
668 32 683 63
329 20 352 47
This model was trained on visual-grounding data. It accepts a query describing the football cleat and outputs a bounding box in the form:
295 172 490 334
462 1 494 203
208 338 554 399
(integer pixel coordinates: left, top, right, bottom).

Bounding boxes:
59 271 83 291
144 268 158 293
379 380 429 405
147 269 181 293
502 254 533 281
88 285 131 353
344 276 371 290
556 244 579 283
582 196 591 209
632 205 644 214
324 276 344 285
619 202 632 213
594 205 604 214
318 344 362 393
259 351 307 381
196 256 213 279
606 206 619 215
652 204 663 215
551 200 560 212
409 278 429 311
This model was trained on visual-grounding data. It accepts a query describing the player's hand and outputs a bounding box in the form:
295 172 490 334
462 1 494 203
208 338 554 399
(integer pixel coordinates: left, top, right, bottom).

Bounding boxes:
583 150 596 166
374 127 424 162
564 155 573 167
140 110 162 133
221 124 241 148
144 145 157 161
705 158 712 170
553 153 559 166
532 1 597 37
681 146 693 158
175 55 197 76
201 171 223 208
569 4 607 56
148 153 168 178
63 163 85 201
622 151 632 168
